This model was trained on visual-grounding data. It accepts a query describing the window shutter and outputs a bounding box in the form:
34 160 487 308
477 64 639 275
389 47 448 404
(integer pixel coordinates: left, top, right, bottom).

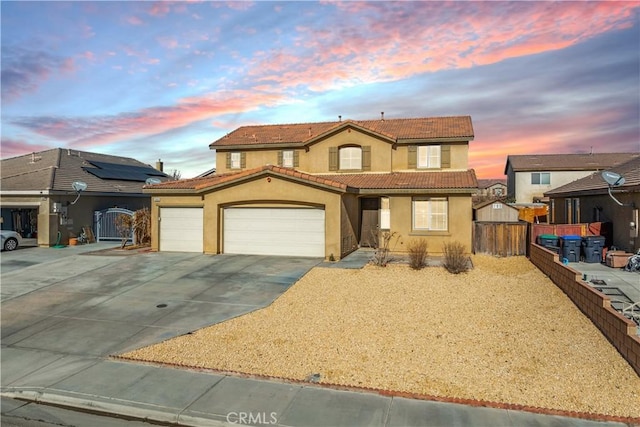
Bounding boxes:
226 152 231 169
408 146 417 169
240 152 246 168
329 147 338 171
293 150 300 167
441 145 451 168
277 150 283 166
362 146 371 171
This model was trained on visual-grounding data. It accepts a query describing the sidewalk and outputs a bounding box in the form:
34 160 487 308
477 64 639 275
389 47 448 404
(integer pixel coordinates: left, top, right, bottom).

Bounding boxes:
2 355 629 427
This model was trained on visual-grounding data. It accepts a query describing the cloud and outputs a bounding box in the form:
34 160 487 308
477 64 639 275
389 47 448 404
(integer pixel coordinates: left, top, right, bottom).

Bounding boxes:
1 46 75 102
0 137 52 159
124 15 144 26
8 89 289 148
243 2 638 93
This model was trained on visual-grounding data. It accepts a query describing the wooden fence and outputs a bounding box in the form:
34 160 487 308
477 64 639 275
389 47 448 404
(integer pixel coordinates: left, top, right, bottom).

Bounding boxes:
473 222 529 256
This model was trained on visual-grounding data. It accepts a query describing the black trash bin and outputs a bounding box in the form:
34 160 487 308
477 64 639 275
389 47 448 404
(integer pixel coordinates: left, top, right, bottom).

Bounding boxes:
559 235 582 262
537 234 560 254
582 236 606 263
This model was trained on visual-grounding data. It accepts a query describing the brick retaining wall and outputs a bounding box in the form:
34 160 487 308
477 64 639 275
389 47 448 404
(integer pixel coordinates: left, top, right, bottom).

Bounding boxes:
530 243 640 377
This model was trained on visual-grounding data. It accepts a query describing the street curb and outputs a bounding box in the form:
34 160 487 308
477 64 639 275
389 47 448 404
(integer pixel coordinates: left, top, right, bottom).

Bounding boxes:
1 389 231 427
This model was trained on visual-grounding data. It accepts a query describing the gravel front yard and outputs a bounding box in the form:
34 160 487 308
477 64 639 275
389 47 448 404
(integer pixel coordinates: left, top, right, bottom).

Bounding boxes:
121 255 640 418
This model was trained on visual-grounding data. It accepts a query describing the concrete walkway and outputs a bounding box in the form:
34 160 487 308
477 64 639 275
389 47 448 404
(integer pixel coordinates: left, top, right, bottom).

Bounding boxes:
1 246 632 426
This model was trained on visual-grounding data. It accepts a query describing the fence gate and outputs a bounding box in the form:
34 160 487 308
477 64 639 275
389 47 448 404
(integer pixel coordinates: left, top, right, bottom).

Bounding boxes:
94 208 134 243
473 222 529 256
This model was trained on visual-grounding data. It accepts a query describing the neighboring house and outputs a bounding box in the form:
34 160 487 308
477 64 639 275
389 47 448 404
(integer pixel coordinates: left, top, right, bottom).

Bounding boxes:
145 116 478 259
545 155 640 254
473 199 520 222
0 148 168 246
196 167 216 178
504 153 638 204
476 179 507 199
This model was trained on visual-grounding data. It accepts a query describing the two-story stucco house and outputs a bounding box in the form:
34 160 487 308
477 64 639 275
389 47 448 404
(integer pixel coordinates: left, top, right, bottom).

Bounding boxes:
504 153 638 204
145 116 478 259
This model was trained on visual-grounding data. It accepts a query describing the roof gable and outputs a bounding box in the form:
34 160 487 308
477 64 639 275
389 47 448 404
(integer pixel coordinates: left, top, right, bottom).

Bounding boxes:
210 116 474 149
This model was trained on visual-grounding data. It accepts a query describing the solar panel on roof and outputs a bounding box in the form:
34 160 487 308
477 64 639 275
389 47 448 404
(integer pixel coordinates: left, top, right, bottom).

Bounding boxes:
82 160 166 182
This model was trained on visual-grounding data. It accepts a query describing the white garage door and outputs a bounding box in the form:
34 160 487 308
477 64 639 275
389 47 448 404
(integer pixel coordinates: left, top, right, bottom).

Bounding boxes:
160 208 203 252
224 208 324 257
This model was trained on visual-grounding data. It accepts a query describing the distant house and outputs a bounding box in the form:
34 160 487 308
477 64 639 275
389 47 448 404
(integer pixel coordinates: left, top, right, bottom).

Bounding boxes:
545 156 640 253
144 116 478 258
504 153 638 204
476 179 507 199
196 167 216 178
0 148 168 246
473 199 520 222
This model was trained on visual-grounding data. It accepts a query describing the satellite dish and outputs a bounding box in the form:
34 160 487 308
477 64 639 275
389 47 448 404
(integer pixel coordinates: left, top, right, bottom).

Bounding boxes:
602 171 625 187
72 181 88 192
70 181 87 205
145 177 162 185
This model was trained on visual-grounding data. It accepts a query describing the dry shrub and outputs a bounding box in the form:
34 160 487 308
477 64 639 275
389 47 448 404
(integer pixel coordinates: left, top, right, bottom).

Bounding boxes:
443 241 470 274
133 208 151 246
407 239 428 270
370 231 400 267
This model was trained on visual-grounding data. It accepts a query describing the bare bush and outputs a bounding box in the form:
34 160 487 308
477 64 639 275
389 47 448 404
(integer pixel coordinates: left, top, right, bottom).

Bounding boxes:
442 241 470 274
133 208 151 246
115 214 134 249
407 239 428 270
370 231 400 267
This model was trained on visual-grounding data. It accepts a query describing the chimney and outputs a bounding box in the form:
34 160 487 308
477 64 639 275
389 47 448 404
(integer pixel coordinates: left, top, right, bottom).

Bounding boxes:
156 159 164 172
381 112 385 121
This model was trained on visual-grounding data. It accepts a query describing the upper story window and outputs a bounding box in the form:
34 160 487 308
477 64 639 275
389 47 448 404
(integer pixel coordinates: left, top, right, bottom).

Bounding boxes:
227 152 245 170
531 172 550 185
418 146 441 168
409 145 449 169
339 146 362 170
329 145 370 171
282 150 294 168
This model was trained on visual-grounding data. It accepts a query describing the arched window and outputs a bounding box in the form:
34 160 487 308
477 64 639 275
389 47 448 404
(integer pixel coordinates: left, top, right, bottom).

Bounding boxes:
339 146 362 170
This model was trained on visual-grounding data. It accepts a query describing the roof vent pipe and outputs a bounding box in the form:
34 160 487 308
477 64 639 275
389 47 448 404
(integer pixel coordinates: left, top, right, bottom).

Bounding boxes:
338 115 342 122
381 112 385 121
156 159 164 172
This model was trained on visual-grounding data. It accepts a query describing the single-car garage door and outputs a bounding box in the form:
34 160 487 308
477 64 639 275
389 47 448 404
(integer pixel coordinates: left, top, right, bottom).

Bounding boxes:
224 207 324 257
160 207 203 252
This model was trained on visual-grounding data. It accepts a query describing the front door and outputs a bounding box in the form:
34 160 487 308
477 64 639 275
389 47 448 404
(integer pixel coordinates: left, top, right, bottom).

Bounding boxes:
360 198 380 247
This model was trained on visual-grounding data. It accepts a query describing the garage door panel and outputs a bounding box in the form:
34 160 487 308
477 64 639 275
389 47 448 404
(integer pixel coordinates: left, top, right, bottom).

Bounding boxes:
224 208 324 257
160 208 203 253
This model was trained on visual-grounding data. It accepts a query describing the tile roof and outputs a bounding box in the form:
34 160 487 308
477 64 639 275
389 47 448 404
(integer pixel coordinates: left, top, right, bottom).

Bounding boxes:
477 178 506 189
145 165 478 193
210 116 474 148
504 152 639 173
1 148 168 194
545 155 640 197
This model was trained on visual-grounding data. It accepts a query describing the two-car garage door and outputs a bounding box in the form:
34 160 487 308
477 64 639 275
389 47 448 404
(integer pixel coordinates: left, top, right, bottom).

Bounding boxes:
224 207 324 257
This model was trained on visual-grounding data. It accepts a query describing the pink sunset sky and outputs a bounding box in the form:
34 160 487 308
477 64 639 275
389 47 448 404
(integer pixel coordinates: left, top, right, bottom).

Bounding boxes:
2 1 639 178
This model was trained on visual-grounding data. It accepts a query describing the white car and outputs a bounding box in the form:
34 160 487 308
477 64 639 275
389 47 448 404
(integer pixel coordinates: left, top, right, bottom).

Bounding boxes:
1 230 22 251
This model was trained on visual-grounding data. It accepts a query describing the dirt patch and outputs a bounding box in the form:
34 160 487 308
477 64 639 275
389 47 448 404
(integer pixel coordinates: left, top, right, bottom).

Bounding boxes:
120 255 640 419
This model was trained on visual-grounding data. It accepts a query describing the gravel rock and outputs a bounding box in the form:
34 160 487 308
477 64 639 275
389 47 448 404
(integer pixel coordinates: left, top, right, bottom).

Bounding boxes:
121 255 640 418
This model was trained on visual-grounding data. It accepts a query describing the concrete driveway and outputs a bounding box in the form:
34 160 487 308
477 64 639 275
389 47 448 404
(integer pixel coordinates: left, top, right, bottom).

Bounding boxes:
1 245 320 366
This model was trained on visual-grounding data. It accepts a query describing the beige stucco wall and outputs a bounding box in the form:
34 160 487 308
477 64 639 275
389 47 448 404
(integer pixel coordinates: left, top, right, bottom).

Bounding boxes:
515 170 595 203
214 129 470 174
151 175 344 258
386 194 473 255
